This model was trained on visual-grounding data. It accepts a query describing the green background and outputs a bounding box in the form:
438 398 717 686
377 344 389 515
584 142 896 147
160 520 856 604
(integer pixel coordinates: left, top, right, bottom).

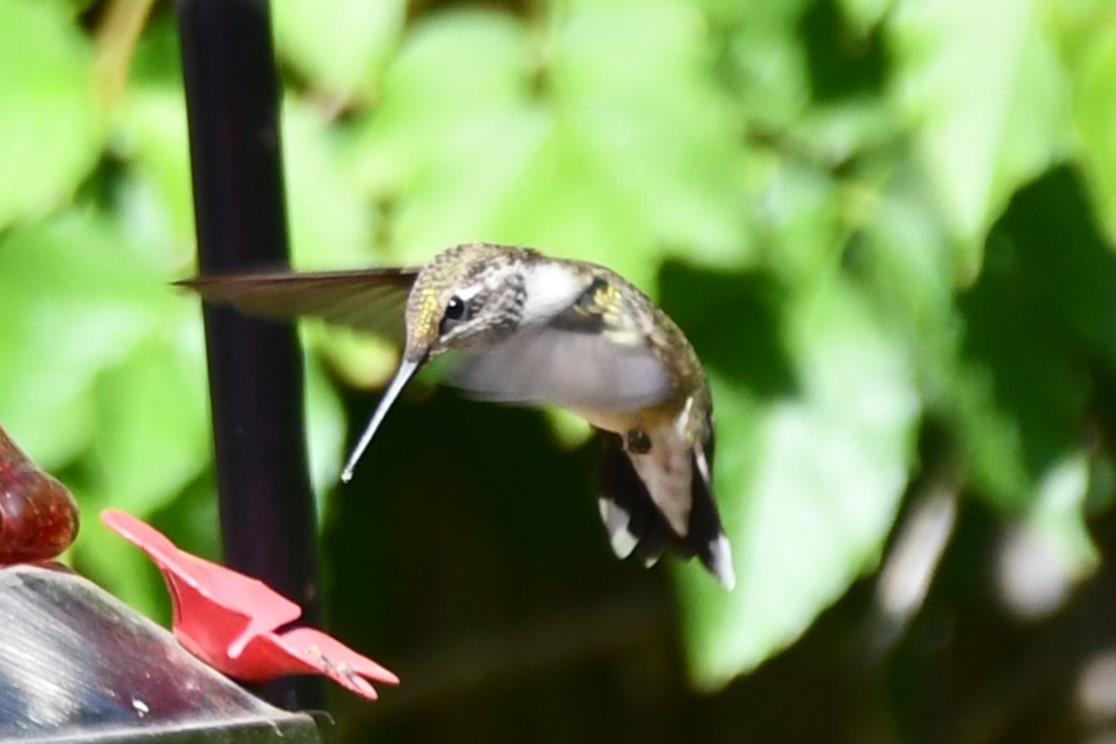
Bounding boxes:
3 0 1116 740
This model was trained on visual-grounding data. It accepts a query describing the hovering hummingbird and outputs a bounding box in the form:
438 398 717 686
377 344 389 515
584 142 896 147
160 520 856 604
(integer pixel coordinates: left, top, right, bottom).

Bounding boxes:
181 243 735 589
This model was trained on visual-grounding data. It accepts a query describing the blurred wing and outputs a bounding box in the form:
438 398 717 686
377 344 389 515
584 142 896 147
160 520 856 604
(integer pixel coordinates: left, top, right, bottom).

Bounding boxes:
450 327 670 413
178 268 417 345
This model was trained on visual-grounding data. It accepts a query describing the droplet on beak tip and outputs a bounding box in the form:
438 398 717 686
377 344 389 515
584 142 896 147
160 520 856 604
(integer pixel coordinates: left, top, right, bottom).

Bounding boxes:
339 357 423 484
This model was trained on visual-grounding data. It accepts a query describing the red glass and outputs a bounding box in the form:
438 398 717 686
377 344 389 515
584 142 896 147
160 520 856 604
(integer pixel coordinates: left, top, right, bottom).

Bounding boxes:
0 428 79 565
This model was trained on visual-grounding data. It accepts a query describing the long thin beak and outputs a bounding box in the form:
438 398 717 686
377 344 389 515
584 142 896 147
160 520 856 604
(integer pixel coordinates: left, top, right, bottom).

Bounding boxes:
340 356 424 483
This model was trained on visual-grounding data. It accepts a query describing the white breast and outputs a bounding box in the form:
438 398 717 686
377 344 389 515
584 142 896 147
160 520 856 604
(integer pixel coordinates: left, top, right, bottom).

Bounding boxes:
520 263 584 323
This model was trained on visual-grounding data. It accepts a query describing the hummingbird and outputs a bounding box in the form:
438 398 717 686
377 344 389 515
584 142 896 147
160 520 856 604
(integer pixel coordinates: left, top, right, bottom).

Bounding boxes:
181 243 735 589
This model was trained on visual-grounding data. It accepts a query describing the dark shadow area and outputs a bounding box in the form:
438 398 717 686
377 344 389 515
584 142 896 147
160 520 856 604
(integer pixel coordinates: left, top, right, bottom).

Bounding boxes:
885 493 1116 744
658 261 799 399
323 384 689 743
960 165 1116 484
800 0 887 102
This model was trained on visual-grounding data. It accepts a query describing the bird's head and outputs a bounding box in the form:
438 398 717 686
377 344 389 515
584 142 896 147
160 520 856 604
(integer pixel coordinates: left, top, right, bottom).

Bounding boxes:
342 243 530 481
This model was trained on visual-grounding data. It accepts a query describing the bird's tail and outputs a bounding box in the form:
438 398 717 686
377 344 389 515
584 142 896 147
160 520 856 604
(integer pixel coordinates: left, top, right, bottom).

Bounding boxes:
597 432 735 589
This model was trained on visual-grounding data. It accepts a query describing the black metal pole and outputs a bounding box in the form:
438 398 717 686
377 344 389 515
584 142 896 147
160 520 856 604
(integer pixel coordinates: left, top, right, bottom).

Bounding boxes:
175 0 325 710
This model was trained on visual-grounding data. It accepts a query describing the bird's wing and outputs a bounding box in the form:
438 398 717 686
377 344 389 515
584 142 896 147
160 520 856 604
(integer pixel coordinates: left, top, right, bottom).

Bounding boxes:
450 283 671 412
177 268 418 345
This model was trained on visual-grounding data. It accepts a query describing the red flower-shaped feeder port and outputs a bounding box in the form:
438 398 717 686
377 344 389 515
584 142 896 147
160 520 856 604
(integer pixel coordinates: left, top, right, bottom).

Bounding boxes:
102 509 398 701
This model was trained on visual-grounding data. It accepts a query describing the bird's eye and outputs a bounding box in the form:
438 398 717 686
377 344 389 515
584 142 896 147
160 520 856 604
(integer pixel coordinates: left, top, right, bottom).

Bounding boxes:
445 296 467 320
439 295 469 334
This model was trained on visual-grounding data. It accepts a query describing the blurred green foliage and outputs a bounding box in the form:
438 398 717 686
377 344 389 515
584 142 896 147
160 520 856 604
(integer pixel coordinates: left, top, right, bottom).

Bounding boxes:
3 0 1116 739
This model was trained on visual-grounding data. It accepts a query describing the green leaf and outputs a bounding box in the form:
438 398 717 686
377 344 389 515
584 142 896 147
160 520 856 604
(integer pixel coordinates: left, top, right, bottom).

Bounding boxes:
304 352 347 508
273 0 405 103
0 213 168 467
349 9 549 266
954 168 1116 509
354 6 664 285
852 164 955 361
678 274 919 687
889 0 1071 282
76 510 172 623
1065 6 1116 244
383 107 550 265
0 0 105 228
747 156 842 283
89 329 209 517
477 121 661 290
126 8 183 86
838 0 894 31
1026 450 1100 578
711 0 813 128
116 89 197 255
355 2 752 287
284 100 378 268
550 0 752 269
852 164 1031 498
351 8 534 202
